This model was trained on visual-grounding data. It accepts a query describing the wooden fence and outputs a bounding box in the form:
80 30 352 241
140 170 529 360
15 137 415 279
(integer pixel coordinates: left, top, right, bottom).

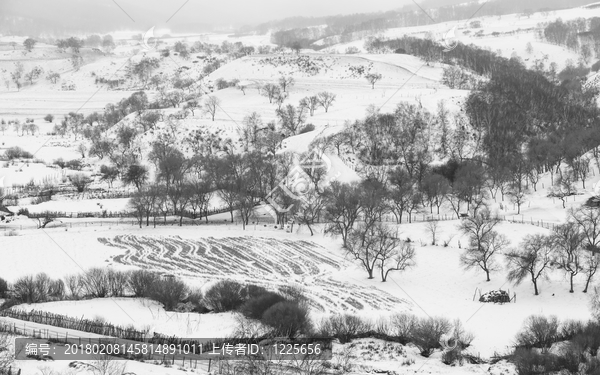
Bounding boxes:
0 309 148 341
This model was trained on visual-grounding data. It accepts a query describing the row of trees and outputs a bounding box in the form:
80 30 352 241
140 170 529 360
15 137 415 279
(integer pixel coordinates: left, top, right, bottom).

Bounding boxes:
459 207 600 295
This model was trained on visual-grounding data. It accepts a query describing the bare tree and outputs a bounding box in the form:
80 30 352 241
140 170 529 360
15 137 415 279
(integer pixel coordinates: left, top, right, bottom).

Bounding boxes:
571 206 600 292
591 286 600 321
425 219 440 245
324 181 362 247
203 95 221 121
293 192 326 236
549 171 576 208
552 222 584 293
277 104 307 136
300 96 320 116
262 83 279 103
69 173 92 194
317 91 336 113
379 238 416 282
274 90 288 111
582 247 600 293
278 75 295 93
365 72 382 89
237 81 248 95
346 223 415 281
36 211 56 229
23 37 37 52
46 70 60 83
345 224 379 279
505 234 554 295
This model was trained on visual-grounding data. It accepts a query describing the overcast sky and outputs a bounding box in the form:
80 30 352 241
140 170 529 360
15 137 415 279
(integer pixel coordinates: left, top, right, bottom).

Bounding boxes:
1 0 416 33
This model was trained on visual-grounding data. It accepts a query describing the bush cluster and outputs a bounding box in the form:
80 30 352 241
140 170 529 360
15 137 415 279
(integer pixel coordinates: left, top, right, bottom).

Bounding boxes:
53 158 82 170
318 312 473 358
3 269 198 312
512 315 600 375
205 281 312 338
0 277 8 298
4 147 33 160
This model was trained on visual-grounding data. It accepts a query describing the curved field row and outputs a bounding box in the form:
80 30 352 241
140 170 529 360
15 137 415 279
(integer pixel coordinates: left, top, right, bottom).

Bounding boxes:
98 235 406 313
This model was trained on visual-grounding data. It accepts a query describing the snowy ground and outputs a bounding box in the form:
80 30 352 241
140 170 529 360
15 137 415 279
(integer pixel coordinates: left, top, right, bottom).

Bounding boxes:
2 4 600 374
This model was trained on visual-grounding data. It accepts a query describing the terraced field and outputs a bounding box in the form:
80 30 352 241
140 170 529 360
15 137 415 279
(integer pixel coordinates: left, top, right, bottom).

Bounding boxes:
98 235 406 313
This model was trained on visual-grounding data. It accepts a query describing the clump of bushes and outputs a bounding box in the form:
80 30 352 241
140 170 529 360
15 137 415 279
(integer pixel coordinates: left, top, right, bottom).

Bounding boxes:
53 158 82 170
11 273 65 304
299 124 315 134
0 277 8 298
4 269 199 312
239 291 286 320
261 301 312 339
204 280 246 312
511 315 600 374
214 78 238 90
4 146 33 160
317 312 473 360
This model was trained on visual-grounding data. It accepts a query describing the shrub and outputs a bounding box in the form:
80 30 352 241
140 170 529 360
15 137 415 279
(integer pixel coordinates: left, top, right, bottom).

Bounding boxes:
571 321 600 357
410 316 452 357
32 195 51 205
390 312 418 340
128 270 159 297
516 315 560 353
44 114 54 123
64 274 82 299
299 124 315 134
4 147 33 160
106 270 129 297
0 277 8 298
17 208 29 217
261 301 312 339
49 279 65 300
277 285 308 304
240 284 270 300
53 158 66 169
592 286 600 322
240 292 286 320
0 298 20 310
204 280 244 312
512 347 553 375
13 275 38 303
319 314 372 343
184 288 207 313
69 173 92 193
560 319 585 340
65 159 82 170
215 78 229 90
149 277 189 311
81 268 109 298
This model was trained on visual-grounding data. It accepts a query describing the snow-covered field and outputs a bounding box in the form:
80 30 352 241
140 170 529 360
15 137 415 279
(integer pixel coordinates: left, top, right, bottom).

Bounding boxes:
2 3 600 374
